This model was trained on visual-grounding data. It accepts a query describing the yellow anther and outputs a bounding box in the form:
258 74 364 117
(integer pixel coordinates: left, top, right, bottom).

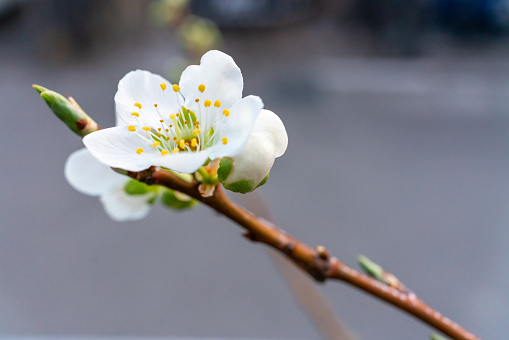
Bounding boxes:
172 148 180 153
131 112 139 117
195 121 200 125
223 109 230 117
161 150 170 156
172 84 180 92
195 98 199 102
169 124 173 128
166 136 170 141
193 129 201 136
142 126 151 131
222 137 228 145
134 103 142 109
184 120 188 124
154 104 158 107
128 125 136 132
176 113 180 117
198 84 205 93
152 142 160 148
160 83 167 91
204 100 211 107
136 147 144 154
214 100 221 108
185 142 189 146
165 128 169 132
159 119 164 123
179 140 185 149
170 114 176 119
173 137 177 141
157 133 162 137
191 138 197 147
157 128 161 131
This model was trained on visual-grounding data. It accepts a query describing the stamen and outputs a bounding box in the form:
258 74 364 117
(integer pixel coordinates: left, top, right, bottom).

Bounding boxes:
204 100 211 107
157 128 161 131
191 138 197 148
193 129 201 136
128 126 136 132
195 98 199 103
142 127 151 131
222 137 228 145
154 104 158 108
223 109 230 117
131 112 139 117
179 140 185 149
214 100 221 108
134 103 142 109
159 119 164 123
136 147 144 154
160 83 167 91
172 148 180 153
172 84 180 92
152 142 160 148
161 150 170 156
198 84 205 93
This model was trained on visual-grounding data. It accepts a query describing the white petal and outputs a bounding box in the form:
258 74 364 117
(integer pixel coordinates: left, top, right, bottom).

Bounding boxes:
224 132 277 186
179 50 243 110
65 148 128 196
208 95 263 159
100 185 153 222
251 109 288 158
115 70 183 127
83 127 161 171
83 126 211 173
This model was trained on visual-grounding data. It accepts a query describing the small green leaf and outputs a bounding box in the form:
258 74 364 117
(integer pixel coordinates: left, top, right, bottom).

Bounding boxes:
217 157 233 182
357 255 384 282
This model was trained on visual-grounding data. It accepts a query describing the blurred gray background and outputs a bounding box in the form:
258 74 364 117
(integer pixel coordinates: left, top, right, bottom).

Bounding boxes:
1 0 509 339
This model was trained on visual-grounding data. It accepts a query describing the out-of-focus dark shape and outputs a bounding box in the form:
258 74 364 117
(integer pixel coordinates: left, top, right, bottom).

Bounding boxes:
190 0 313 28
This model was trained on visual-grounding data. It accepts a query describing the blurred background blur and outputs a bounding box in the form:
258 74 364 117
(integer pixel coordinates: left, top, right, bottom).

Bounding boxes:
2 0 509 339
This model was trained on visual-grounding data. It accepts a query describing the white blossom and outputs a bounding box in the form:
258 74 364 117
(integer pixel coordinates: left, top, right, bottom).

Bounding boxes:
83 50 263 174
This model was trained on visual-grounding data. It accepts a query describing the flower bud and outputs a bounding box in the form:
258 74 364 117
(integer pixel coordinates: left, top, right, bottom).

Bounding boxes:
218 109 287 194
33 84 99 137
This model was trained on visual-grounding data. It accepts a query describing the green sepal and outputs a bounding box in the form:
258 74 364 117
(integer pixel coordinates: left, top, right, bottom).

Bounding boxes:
33 84 98 137
217 157 233 183
223 179 255 194
161 189 197 210
124 179 150 195
256 173 269 189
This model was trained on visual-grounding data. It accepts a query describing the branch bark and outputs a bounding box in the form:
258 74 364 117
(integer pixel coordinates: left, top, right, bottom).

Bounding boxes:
130 167 479 340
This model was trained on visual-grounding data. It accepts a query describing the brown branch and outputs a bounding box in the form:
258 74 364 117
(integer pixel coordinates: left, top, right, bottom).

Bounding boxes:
130 168 479 340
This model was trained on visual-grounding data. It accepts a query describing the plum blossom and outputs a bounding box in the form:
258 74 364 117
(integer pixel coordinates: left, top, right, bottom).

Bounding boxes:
83 50 263 174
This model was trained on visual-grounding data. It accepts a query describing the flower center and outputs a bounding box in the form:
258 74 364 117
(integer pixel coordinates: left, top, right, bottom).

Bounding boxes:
127 83 229 157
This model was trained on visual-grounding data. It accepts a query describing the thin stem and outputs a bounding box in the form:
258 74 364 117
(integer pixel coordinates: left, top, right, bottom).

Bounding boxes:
128 168 479 340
